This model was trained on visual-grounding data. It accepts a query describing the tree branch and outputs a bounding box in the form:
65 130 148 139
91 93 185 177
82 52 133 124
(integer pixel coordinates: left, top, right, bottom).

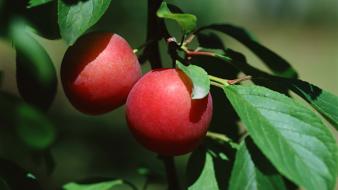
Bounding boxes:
158 155 181 190
144 0 163 69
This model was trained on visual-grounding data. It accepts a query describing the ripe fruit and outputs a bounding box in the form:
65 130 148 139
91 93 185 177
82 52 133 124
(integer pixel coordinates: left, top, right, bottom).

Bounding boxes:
126 69 213 155
61 32 141 115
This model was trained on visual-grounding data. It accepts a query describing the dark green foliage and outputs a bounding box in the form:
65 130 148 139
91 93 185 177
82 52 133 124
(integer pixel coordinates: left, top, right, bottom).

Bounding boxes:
157 2 197 33
58 0 112 45
28 0 53 8
0 158 42 190
0 91 56 149
26 0 60 39
0 0 60 39
197 24 298 78
229 138 287 190
63 177 138 190
186 140 236 190
10 19 57 111
0 0 337 190
176 60 210 99
224 84 337 190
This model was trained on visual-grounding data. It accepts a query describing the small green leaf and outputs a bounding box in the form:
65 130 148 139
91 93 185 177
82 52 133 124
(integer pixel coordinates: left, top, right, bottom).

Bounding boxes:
198 24 298 78
176 61 210 99
28 0 53 8
157 2 197 33
0 91 56 149
10 18 57 110
10 19 55 85
187 139 236 190
63 179 134 190
224 85 338 190
58 0 111 45
16 105 55 149
26 173 37 180
137 167 150 176
229 138 287 190
186 148 219 190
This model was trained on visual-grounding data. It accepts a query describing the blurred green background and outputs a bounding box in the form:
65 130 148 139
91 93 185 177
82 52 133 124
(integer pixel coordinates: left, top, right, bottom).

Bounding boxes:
0 0 337 189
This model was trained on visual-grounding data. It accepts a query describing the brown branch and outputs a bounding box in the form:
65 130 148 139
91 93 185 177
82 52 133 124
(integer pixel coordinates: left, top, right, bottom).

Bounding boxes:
158 155 181 190
227 75 252 85
144 0 163 69
186 50 215 57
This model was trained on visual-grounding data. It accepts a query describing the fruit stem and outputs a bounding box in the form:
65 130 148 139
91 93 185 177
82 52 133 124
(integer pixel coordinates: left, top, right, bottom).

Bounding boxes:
228 75 252 85
179 33 187 47
182 34 195 47
208 75 229 86
206 131 232 142
209 75 252 88
210 81 224 88
158 155 181 190
206 131 239 149
182 47 216 58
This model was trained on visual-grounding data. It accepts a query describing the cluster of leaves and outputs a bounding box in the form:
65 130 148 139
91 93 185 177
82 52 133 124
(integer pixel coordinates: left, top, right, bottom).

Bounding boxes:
0 0 337 190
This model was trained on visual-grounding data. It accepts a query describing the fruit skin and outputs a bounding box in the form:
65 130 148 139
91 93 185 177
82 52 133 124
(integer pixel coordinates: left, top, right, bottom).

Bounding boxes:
61 32 141 115
126 69 213 155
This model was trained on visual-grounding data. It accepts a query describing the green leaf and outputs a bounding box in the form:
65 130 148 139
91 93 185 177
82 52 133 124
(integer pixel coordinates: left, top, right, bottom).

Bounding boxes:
186 148 219 190
10 18 57 110
285 79 338 129
225 49 338 128
16 105 56 149
176 61 210 99
157 2 197 33
198 24 298 78
58 0 111 45
196 47 226 56
137 167 150 176
224 85 338 190
63 179 134 190
0 91 55 149
229 138 287 190
10 19 55 85
187 140 235 190
28 0 53 8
